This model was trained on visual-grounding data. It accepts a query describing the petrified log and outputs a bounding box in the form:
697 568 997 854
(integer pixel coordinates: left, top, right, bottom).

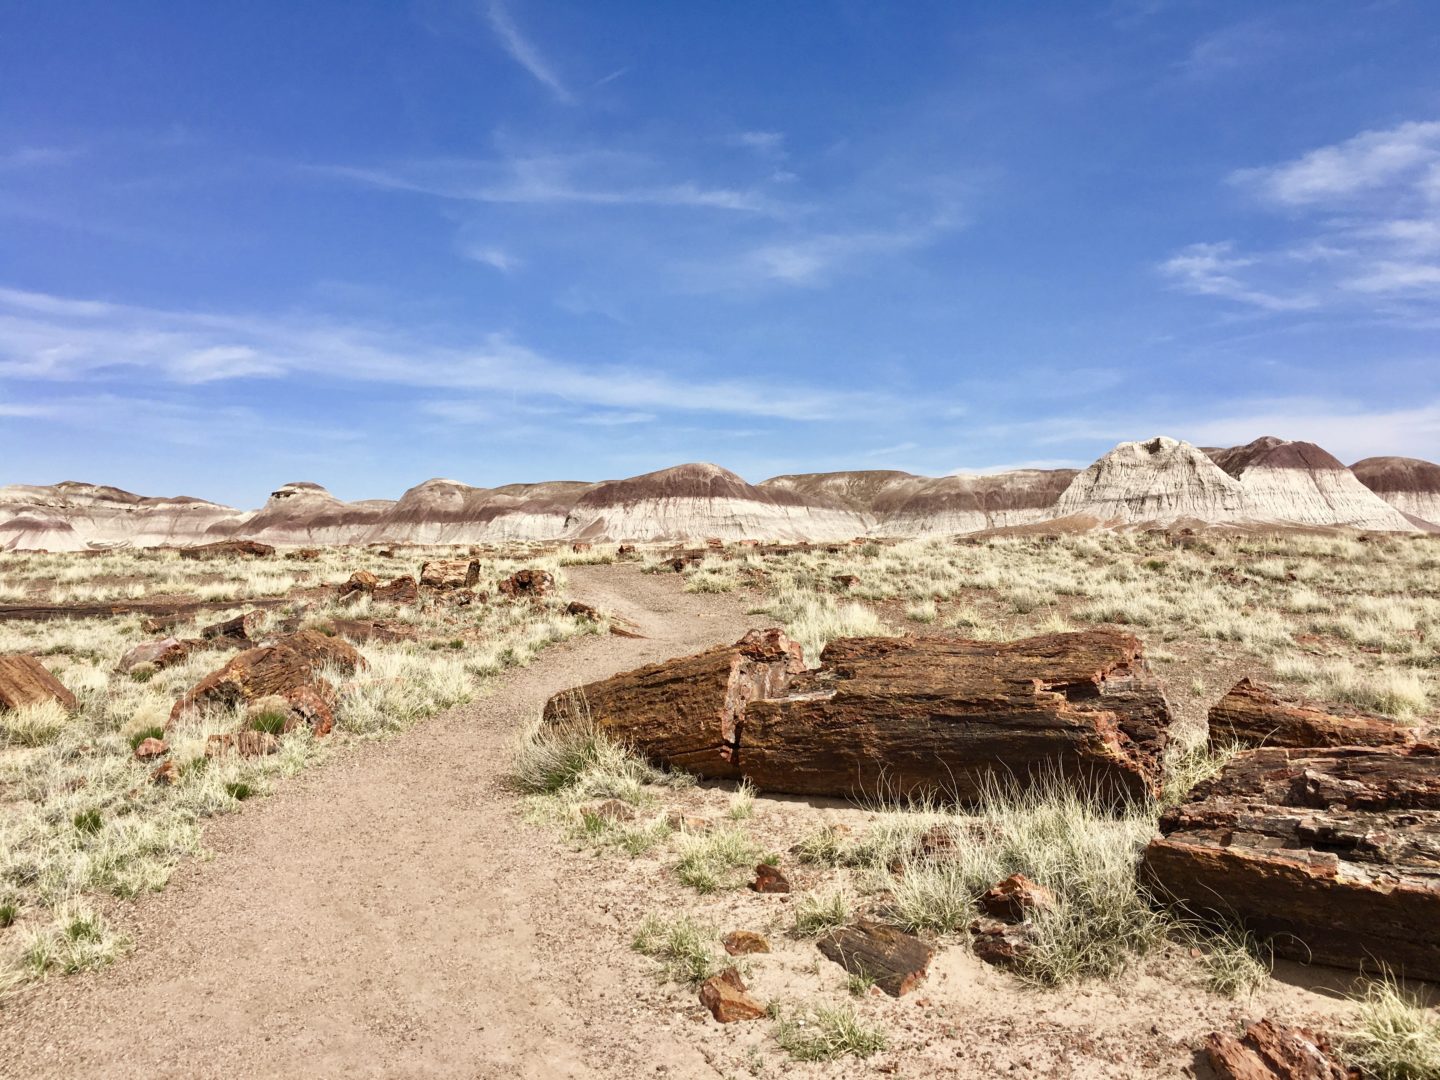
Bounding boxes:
1143 744 1440 979
337 570 379 597
0 655 76 711
542 629 805 778
177 539 275 560
498 568 554 599
816 920 933 997
201 611 265 643
1208 678 1413 750
1202 1019 1350 1080
116 637 191 673
168 630 361 729
419 559 479 590
739 631 1171 802
372 576 418 604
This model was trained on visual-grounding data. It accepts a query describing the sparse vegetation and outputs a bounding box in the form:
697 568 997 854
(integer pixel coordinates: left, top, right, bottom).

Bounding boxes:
793 887 852 936
774 1004 887 1062
1343 973 1440 1080
631 914 722 986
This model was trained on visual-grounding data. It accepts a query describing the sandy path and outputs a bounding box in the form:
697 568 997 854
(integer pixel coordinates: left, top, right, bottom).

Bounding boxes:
1 565 761 1080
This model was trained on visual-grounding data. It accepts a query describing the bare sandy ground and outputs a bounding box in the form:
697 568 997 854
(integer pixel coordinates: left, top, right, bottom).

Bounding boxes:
0 565 1362 1079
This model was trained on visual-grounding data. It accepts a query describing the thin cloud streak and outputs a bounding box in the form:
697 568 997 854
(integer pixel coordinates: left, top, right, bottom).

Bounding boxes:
485 0 574 104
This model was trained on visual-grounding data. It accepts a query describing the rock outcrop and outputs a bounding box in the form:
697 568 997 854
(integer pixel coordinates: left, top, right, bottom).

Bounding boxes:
1352 455 1440 527
1052 437 1247 525
1208 678 1415 750
1143 744 1440 979
1208 436 1415 531
1201 1019 1350 1080
544 629 1172 803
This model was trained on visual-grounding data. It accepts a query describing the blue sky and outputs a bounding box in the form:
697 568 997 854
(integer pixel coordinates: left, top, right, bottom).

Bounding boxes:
2 1 1439 506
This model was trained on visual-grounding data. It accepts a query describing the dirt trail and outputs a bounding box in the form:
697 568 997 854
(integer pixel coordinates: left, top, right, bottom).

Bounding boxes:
1 565 762 1080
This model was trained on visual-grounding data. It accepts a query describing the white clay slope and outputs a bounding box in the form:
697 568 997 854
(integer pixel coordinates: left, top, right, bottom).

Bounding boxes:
1051 437 1247 524
0 482 247 551
1351 457 1440 527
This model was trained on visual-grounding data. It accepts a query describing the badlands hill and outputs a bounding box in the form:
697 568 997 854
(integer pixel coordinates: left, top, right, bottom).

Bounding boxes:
3 436 1437 550
1352 456 1440 528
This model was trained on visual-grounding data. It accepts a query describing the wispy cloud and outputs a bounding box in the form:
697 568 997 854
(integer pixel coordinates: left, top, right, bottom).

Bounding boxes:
727 131 787 159
461 243 519 273
485 0 573 104
0 286 885 423
1161 119 1440 313
0 145 87 172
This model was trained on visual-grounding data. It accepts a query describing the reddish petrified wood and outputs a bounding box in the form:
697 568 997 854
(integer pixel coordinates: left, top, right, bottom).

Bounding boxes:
116 637 191 673
697 968 765 1023
1208 678 1413 750
739 631 1171 802
200 611 266 643
372 576 418 604
816 920 933 997
177 539 274 560
0 655 76 712
498 568 554 599
1202 1019 1351 1080
542 629 806 778
419 559 479 589
1143 744 1440 980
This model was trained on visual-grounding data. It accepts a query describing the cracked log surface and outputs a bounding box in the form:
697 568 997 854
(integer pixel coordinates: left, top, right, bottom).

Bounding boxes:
543 629 1171 803
540 628 806 779
1208 677 1415 750
1142 744 1440 979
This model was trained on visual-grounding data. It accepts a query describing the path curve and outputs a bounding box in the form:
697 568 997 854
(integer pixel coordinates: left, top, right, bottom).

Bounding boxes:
1 564 763 1079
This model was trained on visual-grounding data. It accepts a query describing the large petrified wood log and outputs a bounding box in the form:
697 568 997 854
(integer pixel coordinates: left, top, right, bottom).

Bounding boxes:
739 631 1171 802
543 629 1170 803
816 920 934 997
541 629 806 778
1142 744 1440 979
0 655 76 712
419 558 480 590
1209 678 1414 750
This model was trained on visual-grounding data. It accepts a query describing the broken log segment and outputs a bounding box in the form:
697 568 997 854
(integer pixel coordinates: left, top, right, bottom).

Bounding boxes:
541 628 804 778
1208 677 1414 749
740 631 1171 802
419 558 479 590
1142 744 1440 980
816 920 934 997
1202 1019 1350 1080
0 655 77 712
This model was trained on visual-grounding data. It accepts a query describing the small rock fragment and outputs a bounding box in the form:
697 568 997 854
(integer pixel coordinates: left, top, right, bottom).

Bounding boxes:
750 863 790 894
133 737 169 761
698 968 766 1023
722 931 770 956
977 874 1056 923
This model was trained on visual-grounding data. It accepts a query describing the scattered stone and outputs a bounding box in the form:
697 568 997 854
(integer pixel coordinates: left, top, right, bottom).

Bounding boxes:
722 930 771 956
832 574 860 590
817 920 934 996
498 568 554 599
750 863 791 894
133 737 168 760
116 637 190 674
200 611 266 643
177 539 275 560
1143 744 1440 979
419 558 480 590
1202 1019 1351 1080
565 600 601 621
698 968 766 1023
617 544 636 556
372 576 419 604
664 812 710 832
1208 678 1414 749
0 655 76 712
570 542 593 553
285 547 321 561
327 619 418 645
140 614 183 635
149 760 179 785
969 917 1037 967
977 874 1056 923
337 569 379 597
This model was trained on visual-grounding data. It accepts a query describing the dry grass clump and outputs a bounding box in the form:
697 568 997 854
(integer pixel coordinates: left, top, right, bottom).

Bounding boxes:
756 587 896 665
1272 655 1430 720
1343 973 1440 1079
774 1004 887 1062
792 887 853 936
631 914 724 986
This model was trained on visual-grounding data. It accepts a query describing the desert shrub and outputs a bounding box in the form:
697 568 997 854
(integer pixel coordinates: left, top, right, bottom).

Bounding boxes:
793 887 852 936
631 914 722 986
675 827 761 893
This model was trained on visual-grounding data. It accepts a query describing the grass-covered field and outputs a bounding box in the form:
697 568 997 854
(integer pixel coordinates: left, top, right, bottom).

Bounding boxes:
0 545 602 989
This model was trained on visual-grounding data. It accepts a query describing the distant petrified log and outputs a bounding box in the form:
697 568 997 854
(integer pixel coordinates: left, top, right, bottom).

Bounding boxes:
200 611 266 643
1208 678 1413 750
337 570 379 597
116 636 191 673
544 629 1171 802
372 576 418 604
419 559 479 590
543 629 804 778
1201 1019 1349 1080
178 539 275 560
1143 744 1440 979
0 655 76 712
816 920 934 997
739 631 1171 802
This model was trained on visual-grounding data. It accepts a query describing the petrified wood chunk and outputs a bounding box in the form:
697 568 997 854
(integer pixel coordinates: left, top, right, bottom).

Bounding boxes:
0 655 76 712
116 636 191 673
498 568 554 599
542 629 805 778
1208 678 1413 750
372 576 418 604
1143 744 1440 979
816 920 933 997
697 968 765 1023
419 559 480 590
1202 1018 1350 1080
200 611 266 643
739 631 1171 802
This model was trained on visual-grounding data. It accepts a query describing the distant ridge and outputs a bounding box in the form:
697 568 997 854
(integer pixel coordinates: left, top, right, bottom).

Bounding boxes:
3 435 1436 550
